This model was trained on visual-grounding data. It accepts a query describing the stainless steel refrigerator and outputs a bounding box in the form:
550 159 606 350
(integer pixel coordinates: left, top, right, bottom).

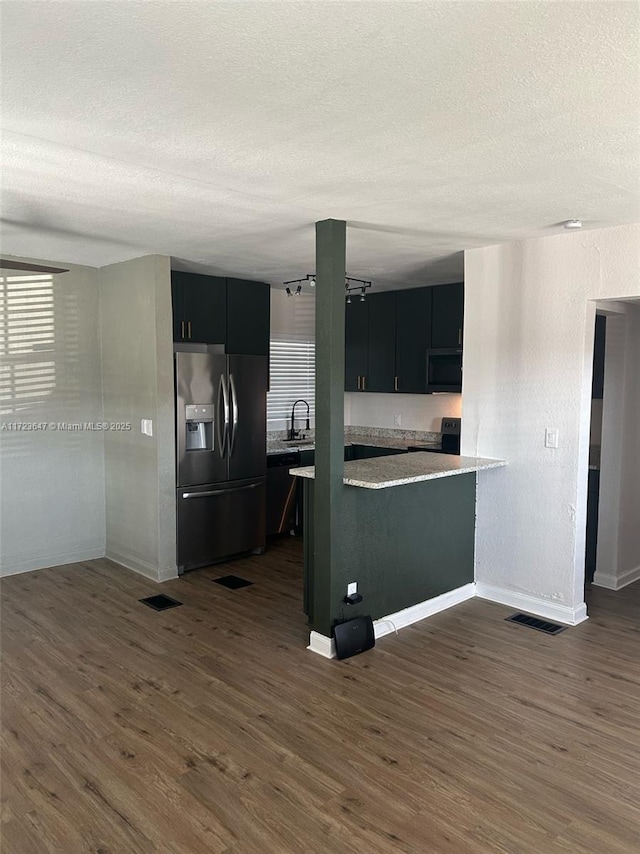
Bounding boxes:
175 348 267 572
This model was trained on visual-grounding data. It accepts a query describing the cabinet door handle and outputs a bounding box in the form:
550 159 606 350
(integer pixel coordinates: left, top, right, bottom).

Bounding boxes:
181 320 185 339
362 375 366 391
187 320 192 339
394 376 399 391
458 327 462 346
357 376 361 390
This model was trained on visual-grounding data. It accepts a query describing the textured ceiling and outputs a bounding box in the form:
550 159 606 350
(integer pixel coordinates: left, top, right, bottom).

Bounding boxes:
1 1 639 289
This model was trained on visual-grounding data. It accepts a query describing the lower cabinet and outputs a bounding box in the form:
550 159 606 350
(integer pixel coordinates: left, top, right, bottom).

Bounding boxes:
350 445 408 461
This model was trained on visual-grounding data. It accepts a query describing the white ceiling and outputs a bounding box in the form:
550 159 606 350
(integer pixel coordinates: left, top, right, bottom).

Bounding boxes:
1 1 639 289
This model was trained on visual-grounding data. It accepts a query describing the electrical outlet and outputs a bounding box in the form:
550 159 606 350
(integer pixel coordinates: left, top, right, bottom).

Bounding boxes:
394 413 402 427
545 428 558 449
347 582 357 597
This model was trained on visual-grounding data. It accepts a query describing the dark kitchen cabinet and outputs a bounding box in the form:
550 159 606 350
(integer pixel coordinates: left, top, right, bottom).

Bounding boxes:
344 281 463 394
431 282 464 349
395 287 432 393
345 299 369 391
172 272 227 344
350 445 407 460
226 278 270 356
366 292 397 393
172 272 270 355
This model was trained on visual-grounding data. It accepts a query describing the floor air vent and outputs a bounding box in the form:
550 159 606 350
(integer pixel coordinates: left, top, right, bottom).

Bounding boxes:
139 594 183 611
213 575 254 590
506 613 567 635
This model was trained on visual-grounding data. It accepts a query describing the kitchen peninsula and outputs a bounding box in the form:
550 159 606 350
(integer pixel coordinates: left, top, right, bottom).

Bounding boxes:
291 452 506 648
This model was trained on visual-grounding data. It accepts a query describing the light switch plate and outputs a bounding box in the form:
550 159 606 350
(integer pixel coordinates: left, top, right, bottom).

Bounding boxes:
545 428 558 449
141 419 153 437
347 582 357 596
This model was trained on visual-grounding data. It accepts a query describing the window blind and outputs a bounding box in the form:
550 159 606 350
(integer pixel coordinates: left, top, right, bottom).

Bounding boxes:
0 274 56 416
267 337 315 430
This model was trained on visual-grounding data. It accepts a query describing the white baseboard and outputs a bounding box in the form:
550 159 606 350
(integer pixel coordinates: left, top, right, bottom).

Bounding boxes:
307 582 476 659
373 582 476 638
593 565 640 591
307 631 336 659
0 546 105 578
475 582 588 626
105 549 162 582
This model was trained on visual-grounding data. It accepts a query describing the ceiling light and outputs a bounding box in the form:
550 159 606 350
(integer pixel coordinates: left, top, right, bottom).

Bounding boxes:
346 294 352 304
360 288 366 302
563 219 582 229
283 273 316 294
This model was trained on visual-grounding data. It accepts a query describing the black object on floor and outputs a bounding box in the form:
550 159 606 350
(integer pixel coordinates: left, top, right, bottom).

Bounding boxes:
333 615 375 660
214 575 254 590
505 613 567 635
140 594 183 611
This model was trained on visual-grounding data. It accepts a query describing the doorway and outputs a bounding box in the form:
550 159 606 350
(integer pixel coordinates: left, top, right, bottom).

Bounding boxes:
585 313 605 585
588 299 640 593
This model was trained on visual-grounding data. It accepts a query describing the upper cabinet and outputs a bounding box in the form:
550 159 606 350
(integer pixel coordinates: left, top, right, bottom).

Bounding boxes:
172 272 226 344
226 278 270 355
366 292 397 392
345 298 369 391
431 282 464 349
172 272 270 355
395 287 432 393
345 281 464 394
345 292 397 393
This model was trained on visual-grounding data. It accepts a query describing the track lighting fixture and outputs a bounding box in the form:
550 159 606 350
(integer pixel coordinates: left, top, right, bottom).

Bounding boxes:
284 273 373 302
344 276 372 305
283 273 317 296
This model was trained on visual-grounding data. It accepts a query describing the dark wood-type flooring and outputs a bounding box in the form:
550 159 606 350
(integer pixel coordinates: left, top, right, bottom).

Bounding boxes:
1 538 639 853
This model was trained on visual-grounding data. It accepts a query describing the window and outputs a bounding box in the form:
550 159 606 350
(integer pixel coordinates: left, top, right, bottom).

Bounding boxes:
267 337 315 432
0 274 56 416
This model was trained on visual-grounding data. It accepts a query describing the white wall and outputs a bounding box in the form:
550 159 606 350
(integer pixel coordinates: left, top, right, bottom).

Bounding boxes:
346 392 461 432
463 224 640 623
0 259 106 575
99 255 176 581
270 286 461 432
595 302 640 590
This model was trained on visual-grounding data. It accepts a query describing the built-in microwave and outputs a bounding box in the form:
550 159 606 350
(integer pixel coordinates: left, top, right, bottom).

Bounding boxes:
426 348 462 393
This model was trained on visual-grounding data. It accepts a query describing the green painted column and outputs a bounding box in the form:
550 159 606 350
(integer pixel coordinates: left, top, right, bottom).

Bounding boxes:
313 219 346 634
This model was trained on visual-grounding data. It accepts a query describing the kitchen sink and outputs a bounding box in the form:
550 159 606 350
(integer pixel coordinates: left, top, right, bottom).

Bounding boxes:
283 439 314 445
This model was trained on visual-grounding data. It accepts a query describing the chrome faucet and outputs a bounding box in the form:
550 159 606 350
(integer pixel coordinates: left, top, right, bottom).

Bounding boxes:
289 399 310 440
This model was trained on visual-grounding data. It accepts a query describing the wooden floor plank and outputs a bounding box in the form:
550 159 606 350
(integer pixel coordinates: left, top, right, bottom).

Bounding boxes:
2 537 639 853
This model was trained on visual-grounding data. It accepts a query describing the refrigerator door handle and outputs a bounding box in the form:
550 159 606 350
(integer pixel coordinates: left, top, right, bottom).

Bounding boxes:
229 373 239 457
182 483 261 499
218 374 230 458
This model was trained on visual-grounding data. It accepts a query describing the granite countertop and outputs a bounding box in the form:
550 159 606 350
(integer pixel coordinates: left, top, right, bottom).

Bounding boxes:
290 452 506 489
267 431 440 455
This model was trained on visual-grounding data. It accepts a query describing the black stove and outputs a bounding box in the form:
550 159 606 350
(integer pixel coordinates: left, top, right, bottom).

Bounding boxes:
407 417 461 456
